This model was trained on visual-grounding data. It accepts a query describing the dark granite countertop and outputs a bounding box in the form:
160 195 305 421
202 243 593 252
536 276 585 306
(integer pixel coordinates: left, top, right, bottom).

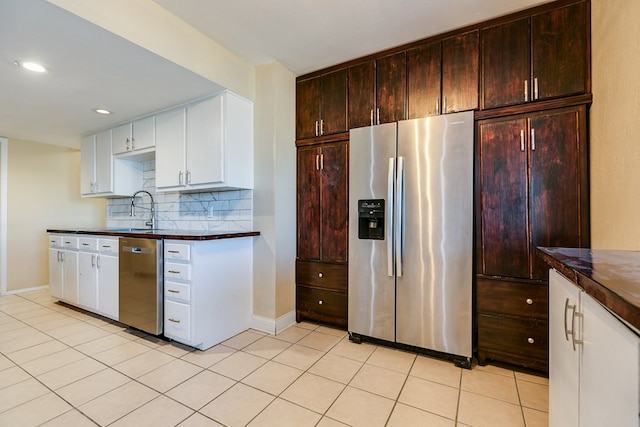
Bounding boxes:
47 228 260 241
538 247 640 331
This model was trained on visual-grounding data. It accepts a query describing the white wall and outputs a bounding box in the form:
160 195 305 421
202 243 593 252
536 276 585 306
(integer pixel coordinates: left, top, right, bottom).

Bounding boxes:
590 0 640 250
6 139 105 292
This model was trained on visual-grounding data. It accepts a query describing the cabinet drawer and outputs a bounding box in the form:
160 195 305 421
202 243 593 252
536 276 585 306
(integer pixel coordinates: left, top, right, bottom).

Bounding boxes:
296 260 347 291
477 278 548 320
164 281 190 303
49 235 63 247
61 236 79 250
478 314 548 364
165 243 191 261
79 237 98 251
165 262 191 281
98 238 118 255
297 286 347 323
164 300 191 342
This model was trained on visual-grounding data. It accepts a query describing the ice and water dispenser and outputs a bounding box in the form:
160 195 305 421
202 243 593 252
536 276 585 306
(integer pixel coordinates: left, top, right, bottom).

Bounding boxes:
357 199 385 240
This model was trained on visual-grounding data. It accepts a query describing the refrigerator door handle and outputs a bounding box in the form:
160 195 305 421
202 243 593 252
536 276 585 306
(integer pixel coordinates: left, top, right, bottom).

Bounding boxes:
387 157 395 277
396 156 405 277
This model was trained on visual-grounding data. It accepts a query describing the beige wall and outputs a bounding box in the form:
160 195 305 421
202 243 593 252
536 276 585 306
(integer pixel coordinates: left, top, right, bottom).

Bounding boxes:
253 62 297 323
590 0 640 249
7 139 105 292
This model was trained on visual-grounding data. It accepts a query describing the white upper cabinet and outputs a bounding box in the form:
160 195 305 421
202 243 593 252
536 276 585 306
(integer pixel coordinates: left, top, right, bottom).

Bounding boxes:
156 91 254 192
112 116 155 156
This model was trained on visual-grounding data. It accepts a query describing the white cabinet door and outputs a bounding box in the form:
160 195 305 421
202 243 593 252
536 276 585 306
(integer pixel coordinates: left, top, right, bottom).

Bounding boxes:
49 248 63 299
95 129 113 194
132 116 155 151
580 292 639 427
156 107 186 189
80 134 96 195
98 254 119 320
549 269 580 427
78 251 98 311
186 95 224 186
62 250 79 305
111 123 132 155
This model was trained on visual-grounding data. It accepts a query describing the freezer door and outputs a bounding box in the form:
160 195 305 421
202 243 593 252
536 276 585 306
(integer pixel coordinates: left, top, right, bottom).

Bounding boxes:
348 122 397 342
395 112 473 357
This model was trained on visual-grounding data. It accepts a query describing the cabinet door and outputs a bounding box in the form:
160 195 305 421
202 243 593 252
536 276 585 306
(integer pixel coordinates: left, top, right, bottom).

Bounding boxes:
442 31 479 113
320 69 347 136
132 116 155 151
376 52 407 124
78 251 98 311
320 142 348 263
529 109 582 279
187 96 224 186
407 41 442 118
111 123 132 155
580 292 640 427
296 77 321 139
80 134 96 195
532 2 588 100
296 146 321 260
98 254 118 320
94 129 113 194
49 249 63 299
548 269 580 427
62 250 78 304
479 117 529 278
481 18 530 109
155 107 185 189
348 61 376 129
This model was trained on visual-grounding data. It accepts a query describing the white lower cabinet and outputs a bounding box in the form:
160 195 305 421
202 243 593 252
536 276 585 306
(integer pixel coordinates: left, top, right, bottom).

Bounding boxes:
48 234 79 305
163 238 252 350
549 269 639 427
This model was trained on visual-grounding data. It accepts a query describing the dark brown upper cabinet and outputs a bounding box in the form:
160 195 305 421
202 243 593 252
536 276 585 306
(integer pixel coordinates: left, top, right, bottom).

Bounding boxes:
482 1 588 109
348 52 407 128
407 31 479 118
296 69 348 140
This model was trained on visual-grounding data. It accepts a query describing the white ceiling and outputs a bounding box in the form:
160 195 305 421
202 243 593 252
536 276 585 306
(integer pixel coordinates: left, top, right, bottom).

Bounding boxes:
1 0 549 149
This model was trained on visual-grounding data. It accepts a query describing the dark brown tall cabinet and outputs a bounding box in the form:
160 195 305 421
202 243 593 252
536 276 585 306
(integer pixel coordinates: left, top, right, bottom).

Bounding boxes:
476 106 590 371
296 141 349 327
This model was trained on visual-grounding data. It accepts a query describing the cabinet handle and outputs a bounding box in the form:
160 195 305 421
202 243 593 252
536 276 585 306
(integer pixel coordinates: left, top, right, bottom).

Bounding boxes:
315 154 320 171
564 298 574 341
102 245 111 249
520 130 525 151
178 171 183 186
318 300 324 305
57 251 62 262
96 255 101 269
168 318 181 323
524 80 529 102
531 128 536 151
436 98 440 116
315 120 319 137
320 154 324 170
370 110 374 126
320 119 324 136
526 298 533 305
571 305 584 351
167 289 179 293
318 272 324 278
187 170 191 185
126 137 130 150
82 243 90 246
168 250 180 254
60 251 65 262
533 77 539 100
376 108 380 125
168 270 180 274
91 254 96 268
131 137 135 150
527 337 535 344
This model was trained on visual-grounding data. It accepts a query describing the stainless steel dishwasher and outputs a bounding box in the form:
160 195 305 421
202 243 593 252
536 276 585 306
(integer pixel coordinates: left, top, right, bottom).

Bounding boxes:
119 237 163 335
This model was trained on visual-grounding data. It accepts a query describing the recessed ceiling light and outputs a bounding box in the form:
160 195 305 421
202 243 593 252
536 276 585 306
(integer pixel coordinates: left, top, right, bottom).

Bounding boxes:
14 60 47 73
93 108 112 115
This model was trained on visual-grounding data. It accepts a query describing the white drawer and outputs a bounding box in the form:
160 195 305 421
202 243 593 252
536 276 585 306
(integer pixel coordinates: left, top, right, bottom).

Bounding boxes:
165 243 191 261
98 238 118 255
164 281 190 303
49 235 63 247
165 262 191 281
79 237 98 251
165 300 191 342
61 236 79 249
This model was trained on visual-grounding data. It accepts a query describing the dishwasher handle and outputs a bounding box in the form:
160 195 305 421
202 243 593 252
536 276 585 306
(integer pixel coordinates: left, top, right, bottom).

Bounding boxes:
120 245 154 255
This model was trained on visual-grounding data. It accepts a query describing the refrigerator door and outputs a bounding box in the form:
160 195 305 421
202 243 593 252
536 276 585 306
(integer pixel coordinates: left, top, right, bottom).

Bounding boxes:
348 122 397 342
395 112 473 357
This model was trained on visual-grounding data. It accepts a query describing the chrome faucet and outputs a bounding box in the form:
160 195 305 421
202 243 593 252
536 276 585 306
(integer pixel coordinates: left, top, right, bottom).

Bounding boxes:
130 190 156 229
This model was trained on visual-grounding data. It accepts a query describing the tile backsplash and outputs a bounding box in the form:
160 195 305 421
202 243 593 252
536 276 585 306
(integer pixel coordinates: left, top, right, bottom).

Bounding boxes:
106 161 253 231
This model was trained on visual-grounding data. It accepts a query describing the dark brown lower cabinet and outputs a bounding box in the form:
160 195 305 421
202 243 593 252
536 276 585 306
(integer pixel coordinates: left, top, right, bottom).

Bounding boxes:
296 260 347 328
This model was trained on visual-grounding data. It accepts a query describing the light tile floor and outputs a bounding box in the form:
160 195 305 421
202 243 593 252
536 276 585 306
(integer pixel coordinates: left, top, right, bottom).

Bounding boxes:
0 290 549 426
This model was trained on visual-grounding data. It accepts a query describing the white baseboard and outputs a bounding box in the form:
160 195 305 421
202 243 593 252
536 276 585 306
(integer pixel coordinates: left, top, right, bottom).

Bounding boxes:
3 284 49 296
251 310 296 335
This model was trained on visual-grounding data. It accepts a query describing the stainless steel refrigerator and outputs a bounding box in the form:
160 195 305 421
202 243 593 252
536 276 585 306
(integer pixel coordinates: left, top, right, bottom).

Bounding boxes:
348 111 473 364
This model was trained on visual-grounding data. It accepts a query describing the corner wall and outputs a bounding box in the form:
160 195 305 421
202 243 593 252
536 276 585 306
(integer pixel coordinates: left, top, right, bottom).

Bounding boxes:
590 0 640 249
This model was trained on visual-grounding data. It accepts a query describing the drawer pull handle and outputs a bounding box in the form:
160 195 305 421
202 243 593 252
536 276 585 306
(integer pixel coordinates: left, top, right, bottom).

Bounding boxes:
168 250 180 254
82 243 90 246
525 298 533 305
168 270 180 274
318 272 323 278
168 318 181 323
167 289 179 293
318 300 324 305
527 337 535 344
